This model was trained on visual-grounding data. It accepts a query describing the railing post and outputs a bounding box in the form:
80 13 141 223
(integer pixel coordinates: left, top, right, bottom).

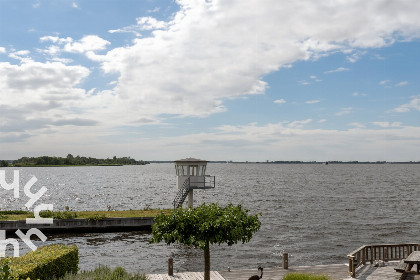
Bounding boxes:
362 247 366 265
283 252 289 269
370 246 374 264
168 257 173 276
349 256 355 278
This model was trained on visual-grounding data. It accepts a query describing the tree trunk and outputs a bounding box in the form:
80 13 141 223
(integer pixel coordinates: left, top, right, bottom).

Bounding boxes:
204 241 210 280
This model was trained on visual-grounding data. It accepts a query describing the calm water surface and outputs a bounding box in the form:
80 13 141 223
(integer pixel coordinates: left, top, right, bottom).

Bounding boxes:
1 164 419 273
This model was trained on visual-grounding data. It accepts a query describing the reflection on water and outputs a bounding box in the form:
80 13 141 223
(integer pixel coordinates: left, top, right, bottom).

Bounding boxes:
1 164 420 273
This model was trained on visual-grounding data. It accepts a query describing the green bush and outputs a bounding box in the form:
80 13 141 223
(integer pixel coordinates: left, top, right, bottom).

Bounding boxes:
0 244 78 280
86 214 106 222
0 259 11 280
58 266 148 280
283 272 331 280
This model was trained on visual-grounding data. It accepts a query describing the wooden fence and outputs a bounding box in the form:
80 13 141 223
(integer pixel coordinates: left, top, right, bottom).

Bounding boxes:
347 243 420 278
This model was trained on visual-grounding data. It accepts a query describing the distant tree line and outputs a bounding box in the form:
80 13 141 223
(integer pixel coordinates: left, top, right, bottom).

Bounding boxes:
6 154 149 167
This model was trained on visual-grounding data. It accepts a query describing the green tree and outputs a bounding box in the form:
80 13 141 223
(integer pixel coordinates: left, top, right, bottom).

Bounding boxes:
150 203 261 280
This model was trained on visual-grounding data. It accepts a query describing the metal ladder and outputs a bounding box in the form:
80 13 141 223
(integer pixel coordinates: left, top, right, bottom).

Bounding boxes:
173 177 190 209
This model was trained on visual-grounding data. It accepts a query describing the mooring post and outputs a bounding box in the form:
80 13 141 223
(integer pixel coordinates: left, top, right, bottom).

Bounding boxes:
168 257 173 276
283 252 289 269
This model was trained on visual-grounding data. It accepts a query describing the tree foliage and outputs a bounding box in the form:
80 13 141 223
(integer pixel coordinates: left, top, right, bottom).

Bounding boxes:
10 155 149 166
150 203 261 280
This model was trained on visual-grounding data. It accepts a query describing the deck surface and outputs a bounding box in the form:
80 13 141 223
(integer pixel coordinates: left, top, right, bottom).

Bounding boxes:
220 264 349 280
147 262 420 280
147 271 225 280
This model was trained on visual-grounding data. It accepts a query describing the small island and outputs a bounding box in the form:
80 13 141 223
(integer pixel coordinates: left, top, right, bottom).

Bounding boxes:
0 154 149 167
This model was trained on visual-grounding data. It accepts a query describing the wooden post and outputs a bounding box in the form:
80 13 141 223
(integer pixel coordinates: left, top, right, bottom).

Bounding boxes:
362 247 366 265
283 252 289 269
370 246 374 264
349 257 355 278
168 257 173 276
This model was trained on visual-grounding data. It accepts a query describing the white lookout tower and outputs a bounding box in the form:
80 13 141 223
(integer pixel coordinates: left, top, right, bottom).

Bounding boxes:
173 158 215 208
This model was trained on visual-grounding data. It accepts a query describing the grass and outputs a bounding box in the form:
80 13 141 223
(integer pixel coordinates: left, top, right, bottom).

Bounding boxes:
0 209 171 221
58 266 148 280
283 272 332 280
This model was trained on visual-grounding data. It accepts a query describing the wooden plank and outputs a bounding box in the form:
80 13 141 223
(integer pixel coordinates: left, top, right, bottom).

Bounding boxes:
219 264 352 280
147 271 227 280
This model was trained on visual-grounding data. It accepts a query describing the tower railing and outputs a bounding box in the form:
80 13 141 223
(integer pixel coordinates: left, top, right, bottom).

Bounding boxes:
189 175 215 189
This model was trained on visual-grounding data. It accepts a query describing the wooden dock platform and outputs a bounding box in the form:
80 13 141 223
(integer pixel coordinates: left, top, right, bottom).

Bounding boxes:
147 262 420 280
147 271 225 280
220 264 350 280
0 217 153 235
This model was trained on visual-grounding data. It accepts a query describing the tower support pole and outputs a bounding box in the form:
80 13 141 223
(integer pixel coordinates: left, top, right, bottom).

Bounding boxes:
188 190 194 208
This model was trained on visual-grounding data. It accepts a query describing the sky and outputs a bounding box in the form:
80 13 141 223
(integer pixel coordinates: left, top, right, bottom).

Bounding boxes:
0 0 420 162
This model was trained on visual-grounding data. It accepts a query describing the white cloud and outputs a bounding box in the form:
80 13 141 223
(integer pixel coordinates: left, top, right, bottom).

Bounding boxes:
346 50 367 63
288 119 312 128
136 17 169 30
72 2 79 9
274 99 286 104
371 54 385 60
379 79 391 85
318 119 327 123
4 119 420 161
309 75 322 82
305 100 320 104
64 35 110 53
0 47 6 53
0 61 92 137
109 16 168 36
150 121 420 161
372 121 402 128
395 81 409 87
40 36 72 44
393 96 420 112
324 67 350 74
352 92 367 96
8 50 33 63
147 7 160 13
94 0 420 119
335 107 352 116
3 0 420 151
349 122 366 128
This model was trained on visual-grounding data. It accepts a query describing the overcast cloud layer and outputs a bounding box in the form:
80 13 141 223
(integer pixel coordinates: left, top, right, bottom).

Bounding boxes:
1 0 420 161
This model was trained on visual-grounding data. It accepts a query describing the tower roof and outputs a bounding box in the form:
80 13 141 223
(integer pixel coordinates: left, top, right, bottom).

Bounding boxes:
174 158 208 164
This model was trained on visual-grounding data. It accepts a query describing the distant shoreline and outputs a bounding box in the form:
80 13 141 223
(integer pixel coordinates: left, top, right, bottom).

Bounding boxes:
0 155 150 167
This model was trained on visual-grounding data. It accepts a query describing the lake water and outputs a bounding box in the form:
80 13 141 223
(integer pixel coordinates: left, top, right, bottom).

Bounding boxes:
1 163 419 274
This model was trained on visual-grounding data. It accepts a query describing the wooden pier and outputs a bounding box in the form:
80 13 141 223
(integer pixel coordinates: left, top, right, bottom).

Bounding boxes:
148 264 350 280
147 262 420 280
0 217 153 235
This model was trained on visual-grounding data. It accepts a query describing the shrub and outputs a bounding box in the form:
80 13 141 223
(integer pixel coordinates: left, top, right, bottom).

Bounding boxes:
0 259 11 280
58 266 148 280
86 214 106 222
0 244 78 280
283 272 331 280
